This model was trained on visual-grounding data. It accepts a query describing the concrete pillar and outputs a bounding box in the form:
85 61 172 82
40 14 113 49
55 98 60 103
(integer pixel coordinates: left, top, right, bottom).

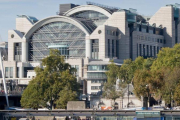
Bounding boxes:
14 62 17 78
83 80 87 94
19 66 24 78
86 39 92 58
22 41 28 62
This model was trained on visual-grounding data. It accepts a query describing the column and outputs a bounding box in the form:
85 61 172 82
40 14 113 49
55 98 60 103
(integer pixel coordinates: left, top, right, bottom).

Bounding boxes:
86 39 92 58
19 66 24 78
22 41 28 62
83 80 87 94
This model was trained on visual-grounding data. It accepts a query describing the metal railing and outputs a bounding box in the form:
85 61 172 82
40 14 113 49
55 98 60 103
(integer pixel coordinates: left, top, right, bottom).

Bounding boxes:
0 90 23 96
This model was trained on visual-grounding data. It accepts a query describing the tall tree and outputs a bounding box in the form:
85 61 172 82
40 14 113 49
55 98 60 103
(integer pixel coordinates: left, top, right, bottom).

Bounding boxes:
156 67 180 106
103 82 125 109
133 69 152 99
103 60 126 109
105 60 120 84
151 44 180 71
21 49 79 109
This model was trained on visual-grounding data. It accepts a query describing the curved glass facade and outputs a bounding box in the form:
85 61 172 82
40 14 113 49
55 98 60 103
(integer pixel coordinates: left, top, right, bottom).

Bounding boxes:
70 10 108 26
29 21 86 61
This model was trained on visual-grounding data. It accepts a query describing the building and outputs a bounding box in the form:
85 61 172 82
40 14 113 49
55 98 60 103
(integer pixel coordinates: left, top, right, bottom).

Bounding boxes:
1 2 180 108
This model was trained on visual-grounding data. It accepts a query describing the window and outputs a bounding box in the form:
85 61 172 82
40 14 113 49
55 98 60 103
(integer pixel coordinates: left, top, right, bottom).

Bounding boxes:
88 65 108 71
139 44 142 56
14 43 22 61
116 31 119 36
150 46 152 57
71 65 79 77
164 39 166 44
160 39 162 43
91 80 105 83
91 92 98 95
87 72 107 78
92 39 99 59
5 67 13 78
157 46 159 54
147 45 149 57
137 44 138 57
143 44 145 57
112 40 114 57
154 46 156 57
157 39 159 43
116 40 119 58
91 86 101 90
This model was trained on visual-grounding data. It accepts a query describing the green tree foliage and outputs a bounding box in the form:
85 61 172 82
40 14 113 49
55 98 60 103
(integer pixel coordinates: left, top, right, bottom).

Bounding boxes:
119 59 134 84
151 44 180 71
133 69 152 99
103 82 126 108
21 49 79 109
20 79 46 109
103 61 127 108
105 60 120 84
103 82 120 102
156 67 180 104
119 57 154 84
150 44 180 105
55 87 77 109
174 83 180 105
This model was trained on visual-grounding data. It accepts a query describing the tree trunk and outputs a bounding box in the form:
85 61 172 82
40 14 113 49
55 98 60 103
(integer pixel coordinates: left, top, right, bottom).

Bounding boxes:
127 84 129 108
114 99 116 110
50 99 53 110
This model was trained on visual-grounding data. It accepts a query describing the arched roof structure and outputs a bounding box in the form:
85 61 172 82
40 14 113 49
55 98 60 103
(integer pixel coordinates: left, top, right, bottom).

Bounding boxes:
24 16 93 39
63 5 112 17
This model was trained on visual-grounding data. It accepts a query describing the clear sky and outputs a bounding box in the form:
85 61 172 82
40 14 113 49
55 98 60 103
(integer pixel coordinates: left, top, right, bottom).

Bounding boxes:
0 0 180 41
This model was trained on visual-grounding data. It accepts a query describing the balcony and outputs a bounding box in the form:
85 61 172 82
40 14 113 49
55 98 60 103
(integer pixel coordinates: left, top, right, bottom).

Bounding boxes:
0 90 23 96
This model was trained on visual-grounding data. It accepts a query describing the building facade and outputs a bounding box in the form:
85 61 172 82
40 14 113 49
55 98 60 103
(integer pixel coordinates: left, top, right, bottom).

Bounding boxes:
1 2 180 108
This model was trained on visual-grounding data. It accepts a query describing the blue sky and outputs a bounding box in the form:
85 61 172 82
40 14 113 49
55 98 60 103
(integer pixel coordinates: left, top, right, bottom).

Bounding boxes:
0 0 180 41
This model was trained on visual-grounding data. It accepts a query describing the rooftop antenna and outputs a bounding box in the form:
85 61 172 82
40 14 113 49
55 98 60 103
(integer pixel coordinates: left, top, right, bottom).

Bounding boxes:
0 35 9 108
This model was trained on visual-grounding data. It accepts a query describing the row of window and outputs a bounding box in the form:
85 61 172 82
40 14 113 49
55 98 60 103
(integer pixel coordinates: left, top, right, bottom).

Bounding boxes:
14 43 22 61
136 25 163 35
137 44 162 57
108 39 119 58
91 86 101 90
87 72 107 79
91 80 106 83
88 65 108 71
137 35 165 44
92 39 99 59
106 30 118 36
